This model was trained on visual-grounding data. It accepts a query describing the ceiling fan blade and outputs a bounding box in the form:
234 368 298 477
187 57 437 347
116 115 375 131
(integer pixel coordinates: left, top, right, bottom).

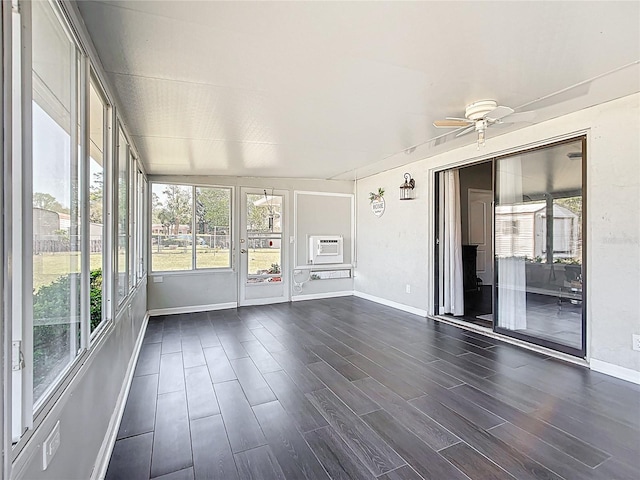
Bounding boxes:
501 110 537 123
455 125 476 137
445 117 469 122
433 120 471 128
485 105 514 121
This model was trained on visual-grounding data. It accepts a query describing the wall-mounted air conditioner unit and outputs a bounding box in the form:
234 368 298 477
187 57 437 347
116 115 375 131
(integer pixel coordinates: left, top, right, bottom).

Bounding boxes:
308 235 344 264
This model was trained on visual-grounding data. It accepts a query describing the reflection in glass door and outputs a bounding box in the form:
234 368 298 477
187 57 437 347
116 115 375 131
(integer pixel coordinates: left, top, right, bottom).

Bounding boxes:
239 189 288 306
494 138 585 355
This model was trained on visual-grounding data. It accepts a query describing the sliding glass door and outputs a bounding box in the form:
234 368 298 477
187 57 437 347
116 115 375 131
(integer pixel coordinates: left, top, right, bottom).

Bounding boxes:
494 138 585 355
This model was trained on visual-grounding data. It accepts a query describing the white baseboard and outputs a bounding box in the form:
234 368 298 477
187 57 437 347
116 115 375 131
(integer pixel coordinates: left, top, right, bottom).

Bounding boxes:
92 313 150 480
353 291 428 317
292 291 354 302
148 302 237 316
590 358 640 384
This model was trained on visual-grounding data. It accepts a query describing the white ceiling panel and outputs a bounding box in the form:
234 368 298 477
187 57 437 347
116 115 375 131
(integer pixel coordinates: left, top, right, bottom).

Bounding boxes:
77 1 640 179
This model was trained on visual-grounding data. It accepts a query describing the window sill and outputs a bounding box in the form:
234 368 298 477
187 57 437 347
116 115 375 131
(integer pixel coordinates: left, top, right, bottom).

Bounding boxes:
150 268 234 276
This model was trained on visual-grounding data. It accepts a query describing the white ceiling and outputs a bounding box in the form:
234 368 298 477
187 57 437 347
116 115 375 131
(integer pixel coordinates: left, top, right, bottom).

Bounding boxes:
76 1 640 180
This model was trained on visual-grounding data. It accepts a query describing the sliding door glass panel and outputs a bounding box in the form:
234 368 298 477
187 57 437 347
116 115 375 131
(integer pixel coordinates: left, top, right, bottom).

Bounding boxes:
495 140 583 352
32 0 81 404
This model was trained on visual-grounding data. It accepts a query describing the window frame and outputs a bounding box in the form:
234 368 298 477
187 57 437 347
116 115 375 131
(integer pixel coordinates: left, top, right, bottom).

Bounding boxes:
88 69 110 338
150 182 234 274
29 0 85 414
115 124 129 307
7 0 149 459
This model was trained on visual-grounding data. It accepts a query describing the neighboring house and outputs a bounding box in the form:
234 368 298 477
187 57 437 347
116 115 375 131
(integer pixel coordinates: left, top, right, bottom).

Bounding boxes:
495 203 578 260
34 208 103 252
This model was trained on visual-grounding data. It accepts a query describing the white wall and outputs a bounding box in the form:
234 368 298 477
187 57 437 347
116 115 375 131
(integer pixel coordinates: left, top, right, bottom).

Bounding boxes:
147 175 354 312
12 281 148 480
355 93 640 376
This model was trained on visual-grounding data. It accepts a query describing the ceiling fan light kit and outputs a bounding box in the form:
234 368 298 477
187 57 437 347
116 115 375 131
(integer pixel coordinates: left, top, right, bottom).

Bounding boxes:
433 99 536 149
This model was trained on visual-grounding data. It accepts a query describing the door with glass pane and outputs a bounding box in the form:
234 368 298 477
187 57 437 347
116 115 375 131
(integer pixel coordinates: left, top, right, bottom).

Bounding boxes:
239 188 288 306
494 138 585 356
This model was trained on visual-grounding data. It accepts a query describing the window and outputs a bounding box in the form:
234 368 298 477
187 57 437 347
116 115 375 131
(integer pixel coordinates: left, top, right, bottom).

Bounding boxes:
31 0 82 405
89 77 107 333
152 184 193 271
137 170 146 279
196 187 231 269
151 183 232 272
116 127 128 304
129 156 137 291
10 0 146 442
246 192 283 283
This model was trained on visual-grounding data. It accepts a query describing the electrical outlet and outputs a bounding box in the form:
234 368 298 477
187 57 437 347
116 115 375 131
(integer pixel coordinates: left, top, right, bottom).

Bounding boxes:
405 284 411 294
153 276 163 283
42 421 60 470
633 334 640 352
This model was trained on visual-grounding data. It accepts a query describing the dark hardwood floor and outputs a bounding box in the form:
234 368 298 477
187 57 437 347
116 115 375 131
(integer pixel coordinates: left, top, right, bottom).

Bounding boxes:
106 297 640 479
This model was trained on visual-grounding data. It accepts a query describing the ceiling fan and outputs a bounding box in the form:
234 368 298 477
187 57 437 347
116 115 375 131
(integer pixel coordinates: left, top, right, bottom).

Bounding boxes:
433 100 536 148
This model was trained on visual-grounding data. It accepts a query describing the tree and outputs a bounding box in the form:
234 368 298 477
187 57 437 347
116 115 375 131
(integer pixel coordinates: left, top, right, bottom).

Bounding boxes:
157 185 191 235
247 201 268 232
89 172 103 224
151 192 162 224
195 188 230 234
33 192 69 214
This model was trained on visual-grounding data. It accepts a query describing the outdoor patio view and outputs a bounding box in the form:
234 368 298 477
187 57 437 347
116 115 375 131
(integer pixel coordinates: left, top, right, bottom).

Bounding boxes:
495 140 584 352
246 193 282 283
151 184 232 271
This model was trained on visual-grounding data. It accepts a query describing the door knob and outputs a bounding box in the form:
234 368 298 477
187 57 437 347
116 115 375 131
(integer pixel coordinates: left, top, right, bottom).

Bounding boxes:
240 248 247 254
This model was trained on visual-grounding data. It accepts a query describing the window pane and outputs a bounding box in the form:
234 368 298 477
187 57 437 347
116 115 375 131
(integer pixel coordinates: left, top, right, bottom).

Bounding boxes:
116 128 128 304
195 187 231 269
495 140 583 350
151 184 193 271
142 177 148 276
129 158 136 290
32 0 81 404
246 193 282 283
89 80 105 332
137 171 145 279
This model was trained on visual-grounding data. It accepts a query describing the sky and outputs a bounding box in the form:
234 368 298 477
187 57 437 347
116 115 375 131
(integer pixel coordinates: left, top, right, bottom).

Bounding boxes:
33 102 102 209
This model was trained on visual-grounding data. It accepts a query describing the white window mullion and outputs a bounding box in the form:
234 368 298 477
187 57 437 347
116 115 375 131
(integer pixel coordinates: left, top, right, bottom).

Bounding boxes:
80 54 90 350
192 185 197 269
3 1 16 468
104 107 114 322
19 0 32 430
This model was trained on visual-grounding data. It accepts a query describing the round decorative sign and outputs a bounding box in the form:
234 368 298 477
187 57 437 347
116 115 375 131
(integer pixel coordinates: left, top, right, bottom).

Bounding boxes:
371 197 385 217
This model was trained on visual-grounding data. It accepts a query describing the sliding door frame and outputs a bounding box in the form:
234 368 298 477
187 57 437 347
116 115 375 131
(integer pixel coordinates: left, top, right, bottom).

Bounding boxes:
433 135 587 358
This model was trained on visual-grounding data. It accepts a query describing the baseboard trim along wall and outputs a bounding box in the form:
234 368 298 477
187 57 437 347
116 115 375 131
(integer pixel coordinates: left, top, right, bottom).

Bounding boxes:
92 313 150 480
148 302 238 317
291 291 354 302
353 291 428 317
590 358 640 385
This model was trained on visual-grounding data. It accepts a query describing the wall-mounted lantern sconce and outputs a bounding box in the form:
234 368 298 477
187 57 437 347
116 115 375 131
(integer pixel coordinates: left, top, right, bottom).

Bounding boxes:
400 173 415 200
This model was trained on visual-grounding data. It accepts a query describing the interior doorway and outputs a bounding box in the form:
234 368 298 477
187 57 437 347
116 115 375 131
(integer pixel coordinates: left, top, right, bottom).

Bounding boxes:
436 161 494 327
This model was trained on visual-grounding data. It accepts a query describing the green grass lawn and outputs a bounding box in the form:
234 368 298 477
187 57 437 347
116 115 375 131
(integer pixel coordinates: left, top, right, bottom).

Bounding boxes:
33 252 103 292
32 247 283 291
151 247 281 274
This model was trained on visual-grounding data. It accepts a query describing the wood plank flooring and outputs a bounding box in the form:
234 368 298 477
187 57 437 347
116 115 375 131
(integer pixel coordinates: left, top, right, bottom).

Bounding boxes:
107 297 640 479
